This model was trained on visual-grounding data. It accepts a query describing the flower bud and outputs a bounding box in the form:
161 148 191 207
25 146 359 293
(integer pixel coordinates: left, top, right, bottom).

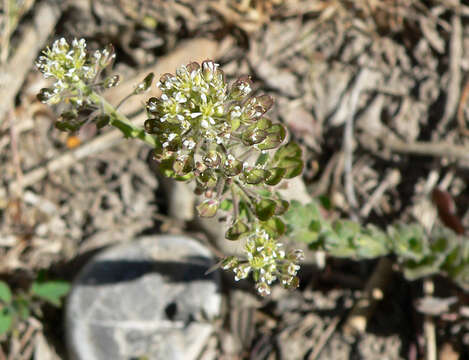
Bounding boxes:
229 75 253 101
203 150 221 168
103 75 120 88
196 199 219 218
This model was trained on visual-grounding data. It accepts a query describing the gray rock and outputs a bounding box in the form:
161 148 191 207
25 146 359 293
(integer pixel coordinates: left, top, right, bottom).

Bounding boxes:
66 235 221 360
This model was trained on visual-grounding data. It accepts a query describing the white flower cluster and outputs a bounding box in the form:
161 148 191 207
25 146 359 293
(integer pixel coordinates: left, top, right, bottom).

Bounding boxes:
36 38 115 105
151 61 231 146
231 227 303 296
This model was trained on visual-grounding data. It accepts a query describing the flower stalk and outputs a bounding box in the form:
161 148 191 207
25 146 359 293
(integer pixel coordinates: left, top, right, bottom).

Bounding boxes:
36 38 304 296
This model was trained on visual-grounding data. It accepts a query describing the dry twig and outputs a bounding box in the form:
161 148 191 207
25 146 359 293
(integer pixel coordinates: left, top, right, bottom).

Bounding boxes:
457 77 469 137
436 1 462 135
0 1 61 123
423 278 437 360
308 315 341 360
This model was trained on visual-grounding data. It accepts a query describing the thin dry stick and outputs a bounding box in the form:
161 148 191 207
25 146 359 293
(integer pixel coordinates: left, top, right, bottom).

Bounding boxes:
360 169 401 217
0 1 61 123
343 73 361 217
423 278 437 360
457 77 469 136
377 136 469 162
1 0 11 64
0 114 145 200
8 110 24 197
436 2 462 135
308 316 341 360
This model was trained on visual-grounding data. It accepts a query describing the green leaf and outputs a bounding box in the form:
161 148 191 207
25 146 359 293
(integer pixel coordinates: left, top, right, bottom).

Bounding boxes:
0 308 12 336
0 281 12 304
354 225 390 259
402 256 440 281
255 199 276 221
389 224 426 262
31 281 71 307
284 200 323 244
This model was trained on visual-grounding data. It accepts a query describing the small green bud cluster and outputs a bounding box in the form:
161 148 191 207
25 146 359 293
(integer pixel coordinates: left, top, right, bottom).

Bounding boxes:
145 61 304 295
36 38 116 105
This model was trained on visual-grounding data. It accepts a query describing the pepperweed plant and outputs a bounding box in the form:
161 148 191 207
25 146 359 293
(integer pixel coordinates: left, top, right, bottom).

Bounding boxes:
36 38 304 296
36 38 469 295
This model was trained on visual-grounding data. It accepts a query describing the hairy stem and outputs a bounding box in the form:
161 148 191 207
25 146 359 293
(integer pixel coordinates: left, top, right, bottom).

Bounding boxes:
78 82 159 147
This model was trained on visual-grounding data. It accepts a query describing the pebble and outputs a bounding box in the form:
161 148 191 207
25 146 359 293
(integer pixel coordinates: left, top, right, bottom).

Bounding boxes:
66 235 221 360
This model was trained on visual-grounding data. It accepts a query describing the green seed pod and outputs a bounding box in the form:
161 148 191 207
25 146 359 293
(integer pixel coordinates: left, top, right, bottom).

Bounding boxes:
243 168 270 185
225 219 250 240
134 73 155 94
229 75 253 101
241 126 267 146
223 156 243 177
257 124 286 150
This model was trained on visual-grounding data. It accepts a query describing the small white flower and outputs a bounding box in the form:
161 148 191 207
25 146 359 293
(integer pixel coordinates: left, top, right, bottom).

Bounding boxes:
190 112 202 118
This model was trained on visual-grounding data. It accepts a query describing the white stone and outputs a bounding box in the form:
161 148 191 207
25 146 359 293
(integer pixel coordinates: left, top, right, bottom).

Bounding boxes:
66 235 221 360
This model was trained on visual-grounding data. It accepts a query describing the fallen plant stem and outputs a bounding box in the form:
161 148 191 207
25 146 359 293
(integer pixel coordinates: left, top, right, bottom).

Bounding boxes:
308 315 341 360
379 136 469 162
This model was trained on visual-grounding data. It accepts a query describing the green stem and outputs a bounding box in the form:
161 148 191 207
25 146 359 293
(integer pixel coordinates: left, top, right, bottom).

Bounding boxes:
78 82 159 147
